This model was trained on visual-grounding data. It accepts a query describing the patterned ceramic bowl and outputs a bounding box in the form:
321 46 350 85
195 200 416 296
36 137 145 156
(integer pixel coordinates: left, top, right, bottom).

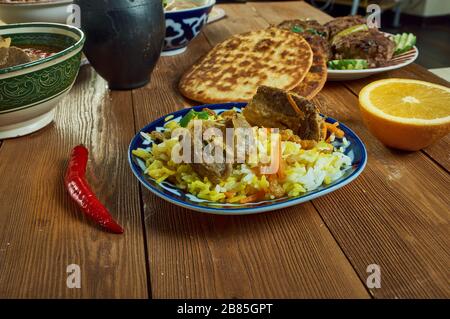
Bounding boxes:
162 0 215 56
0 23 85 139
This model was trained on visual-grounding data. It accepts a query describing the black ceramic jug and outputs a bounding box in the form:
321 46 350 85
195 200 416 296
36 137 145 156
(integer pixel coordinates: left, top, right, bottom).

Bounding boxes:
75 0 165 90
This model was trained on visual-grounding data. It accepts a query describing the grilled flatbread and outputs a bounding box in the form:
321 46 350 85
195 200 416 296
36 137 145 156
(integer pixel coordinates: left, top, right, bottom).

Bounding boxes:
290 36 327 100
277 20 328 100
179 28 313 103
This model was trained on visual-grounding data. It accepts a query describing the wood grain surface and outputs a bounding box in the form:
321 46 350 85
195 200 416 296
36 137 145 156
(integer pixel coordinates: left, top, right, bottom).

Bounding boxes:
0 67 148 298
0 1 448 299
313 85 450 298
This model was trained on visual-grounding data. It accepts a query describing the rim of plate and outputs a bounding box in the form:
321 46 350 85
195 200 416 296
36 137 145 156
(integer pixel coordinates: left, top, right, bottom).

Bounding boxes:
0 22 85 75
327 46 418 74
0 0 72 6
164 0 215 13
128 103 368 215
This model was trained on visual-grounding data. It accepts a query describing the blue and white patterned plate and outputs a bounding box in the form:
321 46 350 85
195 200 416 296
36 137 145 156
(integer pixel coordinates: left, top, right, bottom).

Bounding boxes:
128 103 367 215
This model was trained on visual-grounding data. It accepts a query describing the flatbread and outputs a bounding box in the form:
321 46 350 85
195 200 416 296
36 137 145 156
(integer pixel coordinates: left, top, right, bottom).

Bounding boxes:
179 28 313 103
290 36 327 100
276 20 328 100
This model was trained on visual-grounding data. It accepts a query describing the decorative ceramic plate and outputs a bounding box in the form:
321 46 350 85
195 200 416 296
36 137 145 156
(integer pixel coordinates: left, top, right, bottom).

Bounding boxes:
327 46 418 81
128 103 367 215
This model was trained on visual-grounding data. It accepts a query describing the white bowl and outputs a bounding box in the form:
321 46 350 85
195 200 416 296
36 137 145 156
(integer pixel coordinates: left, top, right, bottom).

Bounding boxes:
0 0 73 24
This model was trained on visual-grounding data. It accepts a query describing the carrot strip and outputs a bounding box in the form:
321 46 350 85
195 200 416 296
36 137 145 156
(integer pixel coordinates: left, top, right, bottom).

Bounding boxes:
240 190 266 204
277 161 286 180
325 122 345 139
276 142 286 180
321 124 328 140
300 140 317 149
224 191 235 199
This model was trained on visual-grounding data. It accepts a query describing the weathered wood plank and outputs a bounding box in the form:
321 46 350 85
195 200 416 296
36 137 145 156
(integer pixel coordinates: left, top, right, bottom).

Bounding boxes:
248 0 334 25
0 67 148 298
311 84 450 298
248 2 450 297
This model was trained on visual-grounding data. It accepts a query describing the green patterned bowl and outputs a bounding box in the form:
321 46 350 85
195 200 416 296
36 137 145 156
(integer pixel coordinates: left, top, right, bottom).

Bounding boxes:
0 23 85 139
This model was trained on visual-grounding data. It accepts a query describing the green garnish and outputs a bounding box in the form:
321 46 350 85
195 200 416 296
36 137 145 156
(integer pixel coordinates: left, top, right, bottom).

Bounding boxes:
196 111 209 120
306 28 327 37
179 110 210 127
393 33 416 55
291 26 304 33
180 110 196 127
332 24 369 44
291 26 327 38
328 59 368 70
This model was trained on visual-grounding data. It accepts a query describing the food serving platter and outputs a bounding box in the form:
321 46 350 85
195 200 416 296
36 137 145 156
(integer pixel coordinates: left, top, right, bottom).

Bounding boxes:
128 103 367 215
327 46 419 81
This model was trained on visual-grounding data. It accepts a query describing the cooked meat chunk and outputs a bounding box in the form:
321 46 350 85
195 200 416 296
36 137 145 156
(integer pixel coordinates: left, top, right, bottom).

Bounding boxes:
191 162 231 184
224 113 252 129
278 19 329 39
0 48 8 66
243 86 324 141
332 29 395 67
325 15 366 39
0 46 32 69
220 109 237 121
277 19 332 59
190 119 232 184
281 129 317 150
150 131 166 143
269 179 285 198
223 112 254 162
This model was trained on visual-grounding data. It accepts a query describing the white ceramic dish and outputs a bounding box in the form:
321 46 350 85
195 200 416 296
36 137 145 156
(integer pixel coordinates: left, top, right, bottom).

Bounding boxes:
327 46 419 81
0 0 73 24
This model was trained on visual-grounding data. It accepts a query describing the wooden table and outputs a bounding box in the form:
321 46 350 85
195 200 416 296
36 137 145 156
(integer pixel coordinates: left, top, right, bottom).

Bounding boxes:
0 1 448 299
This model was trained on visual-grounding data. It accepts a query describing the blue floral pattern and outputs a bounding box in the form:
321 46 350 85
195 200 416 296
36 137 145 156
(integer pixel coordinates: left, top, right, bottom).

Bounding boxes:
164 5 213 53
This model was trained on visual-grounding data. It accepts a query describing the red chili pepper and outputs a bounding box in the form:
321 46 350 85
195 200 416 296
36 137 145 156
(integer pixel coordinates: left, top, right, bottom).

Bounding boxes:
65 145 124 234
